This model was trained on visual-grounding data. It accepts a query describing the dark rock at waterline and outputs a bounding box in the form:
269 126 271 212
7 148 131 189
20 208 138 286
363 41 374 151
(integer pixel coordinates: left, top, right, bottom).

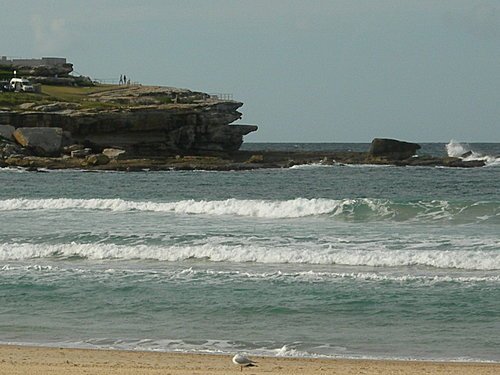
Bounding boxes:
369 138 421 160
84 153 110 166
0 130 28 159
0 150 487 171
461 151 473 158
393 156 485 168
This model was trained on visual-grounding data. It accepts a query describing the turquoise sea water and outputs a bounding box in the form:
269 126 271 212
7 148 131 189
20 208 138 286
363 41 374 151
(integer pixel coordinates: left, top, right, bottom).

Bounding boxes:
0 142 499 362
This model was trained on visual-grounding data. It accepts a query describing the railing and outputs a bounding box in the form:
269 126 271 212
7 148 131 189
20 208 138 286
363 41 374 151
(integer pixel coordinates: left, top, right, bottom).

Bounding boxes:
92 78 117 84
209 93 233 100
93 78 140 86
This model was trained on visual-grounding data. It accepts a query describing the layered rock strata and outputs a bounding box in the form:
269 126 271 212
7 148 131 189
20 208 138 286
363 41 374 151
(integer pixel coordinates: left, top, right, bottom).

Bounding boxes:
0 86 258 155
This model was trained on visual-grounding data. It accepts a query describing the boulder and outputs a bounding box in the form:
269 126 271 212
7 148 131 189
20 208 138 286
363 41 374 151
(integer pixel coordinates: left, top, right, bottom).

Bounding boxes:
13 127 63 156
102 148 126 160
18 103 36 110
63 144 85 154
0 124 15 141
460 151 473 158
369 138 421 160
71 148 92 158
0 142 25 159
85 153 110 166
246 154 264 163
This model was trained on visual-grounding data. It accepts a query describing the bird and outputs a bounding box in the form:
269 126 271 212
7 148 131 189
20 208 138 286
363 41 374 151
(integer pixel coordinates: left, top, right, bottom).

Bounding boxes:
232 353 257 371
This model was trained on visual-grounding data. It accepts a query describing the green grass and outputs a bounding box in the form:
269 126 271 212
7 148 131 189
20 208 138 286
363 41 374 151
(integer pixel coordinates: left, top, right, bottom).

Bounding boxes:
0 84 128 109
0 84 180 110
0 66 14 80
0 92 48 107
40 84 121 102
79 101 120 110
155 95 173 105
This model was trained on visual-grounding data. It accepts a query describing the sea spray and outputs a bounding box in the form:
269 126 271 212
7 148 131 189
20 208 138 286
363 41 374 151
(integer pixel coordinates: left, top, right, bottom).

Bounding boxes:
446 140 500 165
446 139 471 158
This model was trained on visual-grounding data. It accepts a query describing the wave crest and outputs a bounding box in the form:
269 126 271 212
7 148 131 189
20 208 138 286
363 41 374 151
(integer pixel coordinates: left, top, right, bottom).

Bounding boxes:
1 197 498 222
1 242 498 270
0 197 386 218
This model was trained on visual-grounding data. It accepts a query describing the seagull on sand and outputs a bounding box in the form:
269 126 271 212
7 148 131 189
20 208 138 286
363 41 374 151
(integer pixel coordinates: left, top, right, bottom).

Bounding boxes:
232 353 257 371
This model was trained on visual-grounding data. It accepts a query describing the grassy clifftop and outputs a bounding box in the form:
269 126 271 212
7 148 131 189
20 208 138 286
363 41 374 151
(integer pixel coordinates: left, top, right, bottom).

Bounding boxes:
41 84 122 101
0 84 223 111
0 84 122 109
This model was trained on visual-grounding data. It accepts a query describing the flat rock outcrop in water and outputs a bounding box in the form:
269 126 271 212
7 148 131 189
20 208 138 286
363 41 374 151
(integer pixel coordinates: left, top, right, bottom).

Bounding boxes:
369 138 421 160
0 149 486 171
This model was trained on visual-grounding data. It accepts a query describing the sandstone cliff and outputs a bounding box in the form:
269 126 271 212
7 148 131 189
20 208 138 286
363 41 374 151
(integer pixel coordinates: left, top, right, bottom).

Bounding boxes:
0 85 258 155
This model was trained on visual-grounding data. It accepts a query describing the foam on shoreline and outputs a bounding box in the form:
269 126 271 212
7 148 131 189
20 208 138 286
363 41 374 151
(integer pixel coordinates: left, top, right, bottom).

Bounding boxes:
0 341 499 375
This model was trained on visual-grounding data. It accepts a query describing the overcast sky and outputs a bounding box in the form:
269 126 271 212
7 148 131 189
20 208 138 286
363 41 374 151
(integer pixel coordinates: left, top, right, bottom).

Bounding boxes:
2 0 499 142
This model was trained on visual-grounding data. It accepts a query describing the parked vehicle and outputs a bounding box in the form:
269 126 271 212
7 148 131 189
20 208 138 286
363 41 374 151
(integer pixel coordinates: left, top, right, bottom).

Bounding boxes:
9 78 34 92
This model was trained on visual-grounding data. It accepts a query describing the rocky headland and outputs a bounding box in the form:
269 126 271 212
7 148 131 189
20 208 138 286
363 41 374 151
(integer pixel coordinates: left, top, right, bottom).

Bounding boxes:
0 81 486 171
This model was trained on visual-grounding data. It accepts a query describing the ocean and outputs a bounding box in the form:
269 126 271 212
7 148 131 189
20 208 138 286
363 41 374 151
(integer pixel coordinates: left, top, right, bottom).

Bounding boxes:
0 141 499 362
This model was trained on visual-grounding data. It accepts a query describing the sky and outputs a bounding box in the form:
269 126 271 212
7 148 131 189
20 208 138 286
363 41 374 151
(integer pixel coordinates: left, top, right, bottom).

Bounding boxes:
2 0 499 142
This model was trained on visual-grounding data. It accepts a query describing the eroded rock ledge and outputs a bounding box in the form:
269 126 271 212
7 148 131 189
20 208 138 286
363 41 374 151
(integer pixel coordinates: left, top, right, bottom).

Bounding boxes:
0 85 257 156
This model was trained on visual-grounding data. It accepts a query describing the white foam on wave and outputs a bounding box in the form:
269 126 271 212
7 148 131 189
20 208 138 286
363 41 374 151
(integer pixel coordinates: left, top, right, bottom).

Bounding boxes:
273 344 335 358
1 197 497 222
1 338 343 360
1 242 498 270
0 166 28 173
4 338 495 363
289 163 334 169
0 197 391 219
3 263 498 284
256 270 500 284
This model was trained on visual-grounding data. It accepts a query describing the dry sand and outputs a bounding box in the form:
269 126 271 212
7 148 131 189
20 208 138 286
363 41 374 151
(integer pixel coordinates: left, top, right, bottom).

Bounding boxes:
0 345 498 375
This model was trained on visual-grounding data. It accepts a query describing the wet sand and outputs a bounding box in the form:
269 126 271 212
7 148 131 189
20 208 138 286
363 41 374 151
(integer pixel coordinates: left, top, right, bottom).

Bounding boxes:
0 345 498 374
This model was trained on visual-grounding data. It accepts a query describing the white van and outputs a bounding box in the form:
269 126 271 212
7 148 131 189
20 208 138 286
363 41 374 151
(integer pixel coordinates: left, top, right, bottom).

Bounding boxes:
10 78 34 92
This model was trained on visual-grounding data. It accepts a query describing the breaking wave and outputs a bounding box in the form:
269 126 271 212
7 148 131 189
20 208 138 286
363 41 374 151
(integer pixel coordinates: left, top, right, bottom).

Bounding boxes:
0 198 498 222
1 242 498 270
0 197 345 218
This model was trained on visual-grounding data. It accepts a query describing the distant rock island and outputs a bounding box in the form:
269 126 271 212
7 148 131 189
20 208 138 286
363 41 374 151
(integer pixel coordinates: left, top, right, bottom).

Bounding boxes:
0 57 485 170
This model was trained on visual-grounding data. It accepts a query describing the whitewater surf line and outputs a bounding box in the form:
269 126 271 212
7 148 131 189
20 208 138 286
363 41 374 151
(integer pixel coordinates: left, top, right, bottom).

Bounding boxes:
1 242 498 270
0 197 498 222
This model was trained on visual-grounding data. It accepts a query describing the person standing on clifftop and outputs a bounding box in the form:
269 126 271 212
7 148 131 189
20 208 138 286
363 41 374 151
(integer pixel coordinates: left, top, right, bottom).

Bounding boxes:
123 74 127 85
119 74 123 85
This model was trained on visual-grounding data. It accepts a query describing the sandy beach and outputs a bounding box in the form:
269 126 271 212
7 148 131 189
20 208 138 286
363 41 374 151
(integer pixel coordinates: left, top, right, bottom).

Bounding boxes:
0 345 498 375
